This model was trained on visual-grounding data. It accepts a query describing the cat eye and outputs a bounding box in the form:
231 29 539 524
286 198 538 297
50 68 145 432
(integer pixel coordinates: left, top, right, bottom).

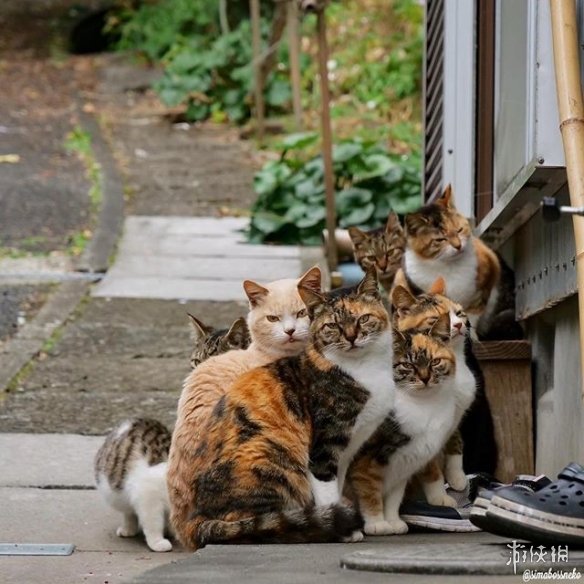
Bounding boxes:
457 227 464 234
455 310 466 317
266 315 280 322
296 309 307 318
324 322 337 330
431 358 442 366
434 237 447 243
359 314 371 324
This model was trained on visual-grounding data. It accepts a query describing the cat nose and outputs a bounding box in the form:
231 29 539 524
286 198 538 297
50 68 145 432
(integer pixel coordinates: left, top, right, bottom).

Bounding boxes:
454 322 463 331
345 328 357 343
285 328 296 337
451 238 462 250
419 372 430 385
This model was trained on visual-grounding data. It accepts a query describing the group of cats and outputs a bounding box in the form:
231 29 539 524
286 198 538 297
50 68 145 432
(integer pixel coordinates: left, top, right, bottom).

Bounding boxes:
94 186 521 552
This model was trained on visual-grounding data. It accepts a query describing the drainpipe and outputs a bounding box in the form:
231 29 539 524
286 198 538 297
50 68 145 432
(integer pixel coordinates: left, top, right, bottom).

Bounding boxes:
549 0 584 395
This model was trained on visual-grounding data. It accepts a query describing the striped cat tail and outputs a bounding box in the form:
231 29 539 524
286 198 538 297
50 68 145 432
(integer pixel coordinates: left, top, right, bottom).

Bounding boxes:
192 504 363 548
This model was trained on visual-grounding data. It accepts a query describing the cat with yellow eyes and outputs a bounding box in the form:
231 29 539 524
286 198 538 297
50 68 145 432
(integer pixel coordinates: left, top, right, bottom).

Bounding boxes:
168 267 322 546
400 185 522 340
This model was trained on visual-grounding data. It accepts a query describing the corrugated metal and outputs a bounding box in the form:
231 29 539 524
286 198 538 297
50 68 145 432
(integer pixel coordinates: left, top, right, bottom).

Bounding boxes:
423 0 444 202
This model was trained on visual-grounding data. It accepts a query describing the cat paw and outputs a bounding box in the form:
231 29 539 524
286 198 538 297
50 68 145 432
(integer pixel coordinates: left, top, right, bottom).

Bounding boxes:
342 530 364 543
147 538 173 552
116 525 139 538
427 493 458 508
382 519 409 535
364 520 393 535
446 470 468 492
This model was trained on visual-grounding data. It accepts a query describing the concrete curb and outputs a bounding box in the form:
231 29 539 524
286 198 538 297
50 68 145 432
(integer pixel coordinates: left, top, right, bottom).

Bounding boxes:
0 280 90 393
76 109 125 274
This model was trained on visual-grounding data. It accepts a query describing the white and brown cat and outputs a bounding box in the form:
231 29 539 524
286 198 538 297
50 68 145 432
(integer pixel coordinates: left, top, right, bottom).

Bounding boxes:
168 267 323 545
401 185 521 340
95 418 173 552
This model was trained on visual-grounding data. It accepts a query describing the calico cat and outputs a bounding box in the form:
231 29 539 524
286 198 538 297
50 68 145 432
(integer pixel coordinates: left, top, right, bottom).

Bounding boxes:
94 418 173 552
188 314 250 368
168 267 323 544
349 323 459 535
348 212 406 292
169 269 395 549
391 280 497 491
402 185 522 340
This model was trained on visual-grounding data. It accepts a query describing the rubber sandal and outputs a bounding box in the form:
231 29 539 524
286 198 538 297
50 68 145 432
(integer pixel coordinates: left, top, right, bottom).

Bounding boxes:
485 463 584 546
469 474 551 534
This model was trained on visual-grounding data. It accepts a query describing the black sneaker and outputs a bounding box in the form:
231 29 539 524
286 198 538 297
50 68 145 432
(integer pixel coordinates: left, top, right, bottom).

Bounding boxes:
400 500 480 532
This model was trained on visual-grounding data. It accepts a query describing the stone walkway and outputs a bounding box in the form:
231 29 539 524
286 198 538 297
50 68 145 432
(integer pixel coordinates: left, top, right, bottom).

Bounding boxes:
94 217 304 301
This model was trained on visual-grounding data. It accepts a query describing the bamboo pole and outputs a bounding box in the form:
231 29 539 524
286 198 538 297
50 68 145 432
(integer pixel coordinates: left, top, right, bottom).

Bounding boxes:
287 0 303 129
250 0 265 144
316 9 338 273
549 0 584 395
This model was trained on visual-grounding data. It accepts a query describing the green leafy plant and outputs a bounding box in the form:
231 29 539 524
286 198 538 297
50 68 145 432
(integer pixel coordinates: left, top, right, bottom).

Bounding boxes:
155 20 298 123
247 133 421 245
110 0 220 61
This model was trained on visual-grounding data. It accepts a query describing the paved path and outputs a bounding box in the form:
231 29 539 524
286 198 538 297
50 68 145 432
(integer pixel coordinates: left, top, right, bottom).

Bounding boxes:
93 217 304 301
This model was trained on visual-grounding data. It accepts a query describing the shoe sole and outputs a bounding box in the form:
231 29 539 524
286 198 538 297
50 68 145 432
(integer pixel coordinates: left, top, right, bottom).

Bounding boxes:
401 514 481 533
487 495 584 546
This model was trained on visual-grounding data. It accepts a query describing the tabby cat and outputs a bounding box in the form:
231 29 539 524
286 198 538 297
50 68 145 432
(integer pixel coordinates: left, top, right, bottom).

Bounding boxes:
188 314 250 368
349 322 459 535
348 212 406 292
401 184 522 340
391 279 497 492
169 269 395 549
94 418 173 552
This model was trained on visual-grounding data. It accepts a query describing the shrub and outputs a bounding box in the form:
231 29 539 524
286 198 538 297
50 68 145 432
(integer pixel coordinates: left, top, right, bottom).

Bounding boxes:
247 133 421 245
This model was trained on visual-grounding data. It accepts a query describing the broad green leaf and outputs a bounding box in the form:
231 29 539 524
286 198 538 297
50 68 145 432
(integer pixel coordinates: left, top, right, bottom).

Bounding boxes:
339 202 375 227
356 154 398 180
296 206 326 228
333 142 363 163
280 132 319 151
251 213 286 234
336 187 373 215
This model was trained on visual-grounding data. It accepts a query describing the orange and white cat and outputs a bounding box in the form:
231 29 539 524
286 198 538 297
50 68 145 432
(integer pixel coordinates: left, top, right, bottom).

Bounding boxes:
168 267 322 545
401 185 500 331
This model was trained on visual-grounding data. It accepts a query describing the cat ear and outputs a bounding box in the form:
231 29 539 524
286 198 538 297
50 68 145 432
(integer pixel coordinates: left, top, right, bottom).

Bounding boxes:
348 226 367 246
297 265 322 293
393 269 412 292
392 328 408 349
431 313 451 342
357 267 379 298
436 184 454 208
298 285 326 312
225 317 249 348
385 212 402 233
188 313 213 342
391 285 416 312
243 280 270 307
429 277 445 295
404 211 429 234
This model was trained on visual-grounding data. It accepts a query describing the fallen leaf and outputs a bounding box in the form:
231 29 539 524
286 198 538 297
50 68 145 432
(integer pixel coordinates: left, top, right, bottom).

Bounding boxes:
0 154 20 163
